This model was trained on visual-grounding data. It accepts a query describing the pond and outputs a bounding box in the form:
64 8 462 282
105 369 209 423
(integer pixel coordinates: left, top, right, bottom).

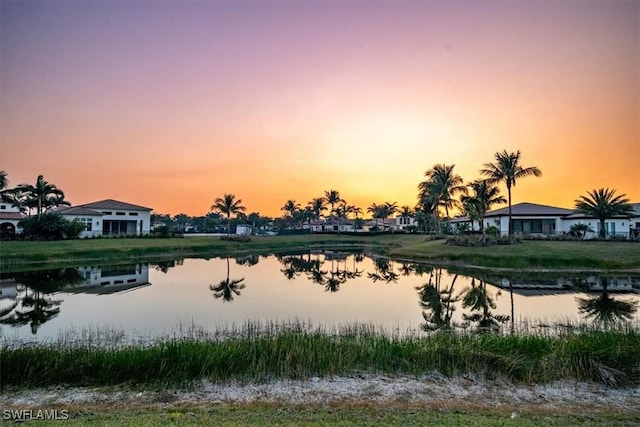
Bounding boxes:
1 251 639 342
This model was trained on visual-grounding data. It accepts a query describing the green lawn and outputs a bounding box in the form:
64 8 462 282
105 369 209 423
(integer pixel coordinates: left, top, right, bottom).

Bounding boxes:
7 403 638 426
1 234 639 271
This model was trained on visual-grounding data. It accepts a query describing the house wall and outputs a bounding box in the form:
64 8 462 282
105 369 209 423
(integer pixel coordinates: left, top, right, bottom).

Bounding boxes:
60 214 102 238
562 218 633 238
95 209 151 235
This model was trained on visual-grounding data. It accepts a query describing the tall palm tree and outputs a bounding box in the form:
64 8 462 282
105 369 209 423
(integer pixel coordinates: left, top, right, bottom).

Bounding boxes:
211 193 246 236
367 203 380 231
419 164 466 219
574 188 634 239
281 199 301 229
14 175 69 218
481 150 542 235
307 197 327 221
324 190 343 232
0 170 8 192
0 170 11 203
460 180 507 242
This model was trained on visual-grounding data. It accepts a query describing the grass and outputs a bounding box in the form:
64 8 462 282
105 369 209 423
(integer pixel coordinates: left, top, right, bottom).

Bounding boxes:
3 322 640 389
1 234 639 271
5 403 640 426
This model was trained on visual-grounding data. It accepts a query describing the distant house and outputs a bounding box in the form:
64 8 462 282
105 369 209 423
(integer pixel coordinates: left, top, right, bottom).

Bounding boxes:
58 199 152 237
235 224 252 235
303 219 355 232
0 202 24 238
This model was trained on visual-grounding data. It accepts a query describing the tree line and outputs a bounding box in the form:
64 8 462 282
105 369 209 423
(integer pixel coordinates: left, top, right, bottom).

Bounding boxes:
2 149 635 240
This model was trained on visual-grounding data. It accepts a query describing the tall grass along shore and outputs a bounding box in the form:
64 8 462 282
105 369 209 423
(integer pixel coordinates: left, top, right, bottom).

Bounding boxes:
1 234 639 272
2 322 639 389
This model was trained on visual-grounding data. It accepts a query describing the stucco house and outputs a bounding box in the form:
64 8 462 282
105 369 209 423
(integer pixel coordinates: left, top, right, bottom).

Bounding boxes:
57 199 152 237
0 201 24 238
451 201 640 239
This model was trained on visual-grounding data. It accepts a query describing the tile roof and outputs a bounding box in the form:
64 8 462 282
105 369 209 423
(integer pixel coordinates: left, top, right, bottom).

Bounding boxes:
0 212 24 220
485 202 573 217
55 206 104 216
76 199 152 211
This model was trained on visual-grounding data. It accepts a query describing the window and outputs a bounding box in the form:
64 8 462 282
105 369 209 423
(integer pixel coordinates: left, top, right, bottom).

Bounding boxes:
116 212 126 216
129 212 138 216
102 211 112 215
0 205 6 210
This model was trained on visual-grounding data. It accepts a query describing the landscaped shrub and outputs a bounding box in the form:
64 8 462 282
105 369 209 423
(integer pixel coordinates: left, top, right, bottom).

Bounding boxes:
221 234 251 242
485 225 499 237
18 212 83 240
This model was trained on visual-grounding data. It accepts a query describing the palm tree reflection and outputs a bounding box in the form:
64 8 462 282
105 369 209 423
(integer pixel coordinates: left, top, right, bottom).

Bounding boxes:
0 268 84 334
210 258 246 303
367 257 400 284
417 269 459 331
460 278 509 332
576 277 637 324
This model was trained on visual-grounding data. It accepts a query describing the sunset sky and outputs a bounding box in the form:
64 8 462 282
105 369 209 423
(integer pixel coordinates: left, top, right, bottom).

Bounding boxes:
1 0 638 217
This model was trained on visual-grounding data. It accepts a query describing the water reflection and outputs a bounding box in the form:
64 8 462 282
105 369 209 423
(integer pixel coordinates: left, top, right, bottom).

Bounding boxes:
277 251 363 293
0 269 83 334
576 277 638 324
210 258 246 302
1 254 639 341
417 269 459 331
460 278 510 332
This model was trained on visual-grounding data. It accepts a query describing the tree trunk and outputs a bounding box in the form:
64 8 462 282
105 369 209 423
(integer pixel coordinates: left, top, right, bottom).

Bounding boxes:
507 185 512 236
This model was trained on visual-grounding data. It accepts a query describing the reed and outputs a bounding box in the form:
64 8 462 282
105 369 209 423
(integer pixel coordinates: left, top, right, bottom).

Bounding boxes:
2 321 639 389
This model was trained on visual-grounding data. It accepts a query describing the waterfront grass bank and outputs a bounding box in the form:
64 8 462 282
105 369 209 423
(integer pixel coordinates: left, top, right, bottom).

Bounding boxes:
3 324 639 389
1 235 639 271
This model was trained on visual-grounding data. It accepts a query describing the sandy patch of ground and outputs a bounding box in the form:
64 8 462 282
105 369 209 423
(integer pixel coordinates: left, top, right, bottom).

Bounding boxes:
3 374 640 412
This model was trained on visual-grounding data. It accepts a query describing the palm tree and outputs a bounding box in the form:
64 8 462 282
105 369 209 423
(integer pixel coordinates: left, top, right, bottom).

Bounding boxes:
324 190 343 232
460 180 507 242
350 205 363 231
367 203 380 231
0 170 7 191
14 175 69 218
0 170 12 204
574 188 634 239
481 150 542 235
281 199 301 229
211 193 246 236
247 212 262 235
419 164 466 219
307 197 327 221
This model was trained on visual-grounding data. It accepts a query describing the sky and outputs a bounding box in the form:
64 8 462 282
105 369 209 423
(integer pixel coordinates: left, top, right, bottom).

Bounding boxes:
1 0 638 217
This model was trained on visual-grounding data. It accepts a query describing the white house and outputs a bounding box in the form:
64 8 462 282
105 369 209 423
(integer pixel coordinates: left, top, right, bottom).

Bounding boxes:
484 203 573 236
451 201 640 239
58 199 152 237
0 201 24 238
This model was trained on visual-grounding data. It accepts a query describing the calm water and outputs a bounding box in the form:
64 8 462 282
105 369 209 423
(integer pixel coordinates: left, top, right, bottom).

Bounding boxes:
2 251 639 342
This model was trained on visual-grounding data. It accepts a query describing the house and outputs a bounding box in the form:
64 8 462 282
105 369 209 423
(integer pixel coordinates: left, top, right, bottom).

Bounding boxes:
0 201 24 238
303 219 356 232
452 201 640 239
58 199 152 237
484 203 573 236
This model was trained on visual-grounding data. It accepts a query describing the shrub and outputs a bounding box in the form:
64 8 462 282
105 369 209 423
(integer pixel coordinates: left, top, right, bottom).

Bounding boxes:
485 225 499 237
64 219 87 239
221 234 251 243
18 212 68 240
